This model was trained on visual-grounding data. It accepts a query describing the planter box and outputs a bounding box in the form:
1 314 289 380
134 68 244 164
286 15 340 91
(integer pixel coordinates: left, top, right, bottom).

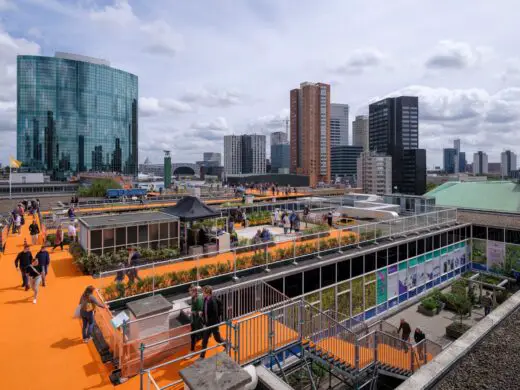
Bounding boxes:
445 322 471 339
418 304 437 317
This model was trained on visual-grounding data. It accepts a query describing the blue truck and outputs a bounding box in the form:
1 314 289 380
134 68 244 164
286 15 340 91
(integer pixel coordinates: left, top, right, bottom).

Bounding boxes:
106 188 147 199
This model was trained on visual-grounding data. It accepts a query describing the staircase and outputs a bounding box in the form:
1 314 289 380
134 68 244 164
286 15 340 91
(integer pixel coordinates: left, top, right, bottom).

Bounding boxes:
233 299 443 384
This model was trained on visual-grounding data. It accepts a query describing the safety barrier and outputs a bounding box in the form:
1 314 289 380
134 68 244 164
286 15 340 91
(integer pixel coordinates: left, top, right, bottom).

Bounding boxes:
97 207 458 302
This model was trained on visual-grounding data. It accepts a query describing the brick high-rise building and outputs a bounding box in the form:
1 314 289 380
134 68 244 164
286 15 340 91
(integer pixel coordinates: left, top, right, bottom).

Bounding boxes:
290 82 331 187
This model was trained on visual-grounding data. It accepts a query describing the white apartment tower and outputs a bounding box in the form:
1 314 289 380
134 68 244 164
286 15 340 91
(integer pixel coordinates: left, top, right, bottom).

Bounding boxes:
224 135 242 174
352 115 369 151
330 103 349 147
501 150 517 177
356 151 392 195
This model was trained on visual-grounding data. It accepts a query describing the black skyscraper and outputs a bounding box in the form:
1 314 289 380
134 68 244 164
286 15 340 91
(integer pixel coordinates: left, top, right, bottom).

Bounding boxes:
78 135 85 172
44 111 55 170
241 135 253 174
368 96 426 195
112 138 122 172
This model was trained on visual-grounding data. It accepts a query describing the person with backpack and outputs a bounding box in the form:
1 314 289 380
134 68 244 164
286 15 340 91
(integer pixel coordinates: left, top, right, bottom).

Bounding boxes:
29 218 40 246
35 246 50 287
199 285 224 359
79 286 106 343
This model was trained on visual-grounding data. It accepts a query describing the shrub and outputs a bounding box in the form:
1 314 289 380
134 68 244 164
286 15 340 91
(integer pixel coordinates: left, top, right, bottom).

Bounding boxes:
78 178 122 197
421 297 438 311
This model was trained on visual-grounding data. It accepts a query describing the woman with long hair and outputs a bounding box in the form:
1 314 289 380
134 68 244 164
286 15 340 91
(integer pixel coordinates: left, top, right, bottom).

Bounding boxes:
79 285 105 343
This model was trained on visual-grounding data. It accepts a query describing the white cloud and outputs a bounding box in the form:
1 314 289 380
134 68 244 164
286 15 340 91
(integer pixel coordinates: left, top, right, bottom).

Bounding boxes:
247 109 289 133
139 97 192 116
140 20 183 57
190 117 229 131
89 0 136 26
180 88 242 107
27 27 43 39
424 40 488 70
332 48 385 75
0 0 16 11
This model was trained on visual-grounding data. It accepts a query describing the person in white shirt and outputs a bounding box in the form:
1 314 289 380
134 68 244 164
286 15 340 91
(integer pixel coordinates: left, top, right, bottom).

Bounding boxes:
273 209 279 226
68 223 77 243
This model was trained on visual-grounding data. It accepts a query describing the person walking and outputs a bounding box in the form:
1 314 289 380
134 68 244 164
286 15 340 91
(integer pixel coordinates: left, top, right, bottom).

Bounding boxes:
52 226 64 251
482 291 493 316
29 219 40 246
327 212 333 228
68 223 77 243
398 318 412 352
199 285 224 359
126 247 142 284
303 206 310 228
14 213 21 235
414 327 426 361
79 286 106 343
188 285 204 355
35 246 50 287
26 259 43 304
15 244 33 290
283 213 290 234
289 211 296 233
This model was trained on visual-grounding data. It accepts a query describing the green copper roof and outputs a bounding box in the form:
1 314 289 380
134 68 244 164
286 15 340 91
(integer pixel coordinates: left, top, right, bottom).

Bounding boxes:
426 181 520 213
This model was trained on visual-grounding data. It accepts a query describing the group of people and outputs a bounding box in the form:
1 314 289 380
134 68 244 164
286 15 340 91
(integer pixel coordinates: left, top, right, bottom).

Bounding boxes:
114 247 142 284
10 200 39 235
398 318 426 359
273 210 301 234
187 284 224 360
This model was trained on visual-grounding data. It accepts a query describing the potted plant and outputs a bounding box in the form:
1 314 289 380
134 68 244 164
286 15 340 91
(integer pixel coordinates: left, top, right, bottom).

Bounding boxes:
445 292 472 339
418 296 438 316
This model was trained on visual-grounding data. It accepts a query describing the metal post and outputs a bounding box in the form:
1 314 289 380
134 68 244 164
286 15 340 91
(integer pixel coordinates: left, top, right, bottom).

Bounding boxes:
374 332 378 365
264 242 271 272
232 250 239 281
152 263 155 296
337 228 343 253
410 342 414 372
423 341 428 365
373 223 378 244
292 237 298 265
268 311 274 368
317 231 322 258
356 226 362 249
226 320 232 355
139 343 145 390
355 339 360 371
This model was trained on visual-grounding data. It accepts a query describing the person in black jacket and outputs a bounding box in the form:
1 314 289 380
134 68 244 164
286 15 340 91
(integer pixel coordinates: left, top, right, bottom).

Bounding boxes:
414 328 426 361
398 318 412 352
35 246 50 287
29 219 40 246
199 285 224 359
15 245 33 290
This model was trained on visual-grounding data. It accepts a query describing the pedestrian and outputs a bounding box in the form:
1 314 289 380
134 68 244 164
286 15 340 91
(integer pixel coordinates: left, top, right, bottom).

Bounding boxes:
414 327 426 361
327 212 333 227
398 318 412 352
289 211 296 233
26 258 43 304
126 247 142 284
29 218 40 246
14 213 21 235
67 206 75 221
78 286 106 343
15 244 33 290
35 246 50 287
52 226 64 251
482 291 493 316
294 214 301 233
303 205 310 228
283 213 290 234
187 284 204 356
68 223 77 243
199 285 224 359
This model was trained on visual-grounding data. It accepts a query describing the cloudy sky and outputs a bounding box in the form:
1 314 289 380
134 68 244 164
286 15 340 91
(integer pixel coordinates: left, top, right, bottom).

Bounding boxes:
1 0 520 168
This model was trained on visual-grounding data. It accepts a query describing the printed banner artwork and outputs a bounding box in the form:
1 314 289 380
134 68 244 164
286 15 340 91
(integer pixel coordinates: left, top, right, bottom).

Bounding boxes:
416 262 426 286
487 240 506 271
471 239 487 267
398 269 408 294
376 268 388 305
388 264 398 274
387 272 399 299
407 266 417 290
431 255 441 279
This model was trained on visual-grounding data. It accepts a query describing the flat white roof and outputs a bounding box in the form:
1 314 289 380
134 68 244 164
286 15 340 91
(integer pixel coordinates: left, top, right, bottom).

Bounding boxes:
55 52 110 66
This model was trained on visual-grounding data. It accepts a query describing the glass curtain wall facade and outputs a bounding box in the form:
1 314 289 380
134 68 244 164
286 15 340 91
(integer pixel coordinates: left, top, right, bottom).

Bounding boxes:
17 55 138 177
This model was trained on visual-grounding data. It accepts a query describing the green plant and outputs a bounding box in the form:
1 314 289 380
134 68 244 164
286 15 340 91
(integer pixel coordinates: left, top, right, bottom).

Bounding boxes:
421 297 438 311
447 292 471 324
78 178 122 197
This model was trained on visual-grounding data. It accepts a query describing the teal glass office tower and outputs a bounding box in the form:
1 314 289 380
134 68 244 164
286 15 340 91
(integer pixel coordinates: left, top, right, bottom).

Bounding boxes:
17 53 138 176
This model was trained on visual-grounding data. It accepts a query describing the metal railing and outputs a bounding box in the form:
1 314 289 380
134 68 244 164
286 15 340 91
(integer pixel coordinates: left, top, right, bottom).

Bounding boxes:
97 207 458 302
142 296 445 389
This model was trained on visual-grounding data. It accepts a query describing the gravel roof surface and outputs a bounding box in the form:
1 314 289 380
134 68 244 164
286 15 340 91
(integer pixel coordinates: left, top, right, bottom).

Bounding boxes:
434 306 520 390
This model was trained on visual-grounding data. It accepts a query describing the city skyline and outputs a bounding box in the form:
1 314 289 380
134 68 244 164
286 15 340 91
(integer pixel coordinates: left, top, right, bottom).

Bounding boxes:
1 1 520 168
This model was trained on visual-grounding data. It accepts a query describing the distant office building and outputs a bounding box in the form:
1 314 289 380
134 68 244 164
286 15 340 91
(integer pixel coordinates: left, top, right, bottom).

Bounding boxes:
270 131 288 146
352 115 369 151
330 103 349 147
224 135 242 175
290 82 331 187
17 52 138 176
331 145 363 181
271 144 290 174
242 134 266 174
356 151 392 195
443 148 457 174
224 134 266 175
369 96 425 195
473 151 488 175
501 150 517 177
402 149 427 195
459 152 466 173
203 152 221 167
